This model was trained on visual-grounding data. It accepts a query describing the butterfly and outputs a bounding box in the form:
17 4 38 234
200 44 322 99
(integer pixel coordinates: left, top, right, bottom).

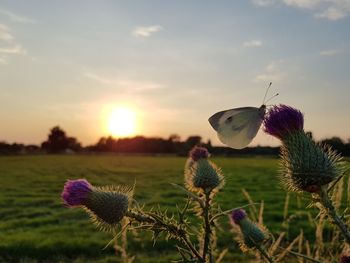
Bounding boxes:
208 83 277 149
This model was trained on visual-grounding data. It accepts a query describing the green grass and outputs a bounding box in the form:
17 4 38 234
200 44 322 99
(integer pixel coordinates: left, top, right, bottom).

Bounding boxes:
0 155 346 262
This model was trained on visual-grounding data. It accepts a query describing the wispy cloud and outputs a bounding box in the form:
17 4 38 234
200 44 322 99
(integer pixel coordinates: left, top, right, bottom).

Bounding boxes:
0 23 27 65
252 0 350 20
315 7 346 20
254 61 287 83
0 8 35 23
0 24 14 42
252 0 275 6
83 71 163 91
132 25 163 38
320 49 342 56
0 44 26 54
243 40 263 48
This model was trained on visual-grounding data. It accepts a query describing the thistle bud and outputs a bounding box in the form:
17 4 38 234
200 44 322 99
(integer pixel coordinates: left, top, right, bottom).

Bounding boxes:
189 146 210 161
185 147 224 193
264 105 344 193
230 209 266 250
61 179 132 231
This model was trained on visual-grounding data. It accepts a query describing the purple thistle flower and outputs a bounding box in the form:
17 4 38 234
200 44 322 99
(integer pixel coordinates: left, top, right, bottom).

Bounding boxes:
341 255 350 263
189 146 210 161
264 104 304 140
230 209 247 225
61 179 92 207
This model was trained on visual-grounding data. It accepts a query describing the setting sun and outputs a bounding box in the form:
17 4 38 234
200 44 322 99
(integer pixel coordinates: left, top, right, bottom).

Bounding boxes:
107 107 136 137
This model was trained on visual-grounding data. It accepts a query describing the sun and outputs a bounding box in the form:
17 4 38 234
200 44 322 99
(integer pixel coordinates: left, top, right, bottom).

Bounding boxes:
107 107 137 137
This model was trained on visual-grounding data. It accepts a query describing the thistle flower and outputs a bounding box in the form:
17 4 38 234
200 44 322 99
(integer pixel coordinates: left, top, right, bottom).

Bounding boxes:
61 179 132 231
61 179 92 207
263 104 344 193
185 146 224 193
189 146 210 161
264 104 303 139
341 255 350 263
230 209 267 250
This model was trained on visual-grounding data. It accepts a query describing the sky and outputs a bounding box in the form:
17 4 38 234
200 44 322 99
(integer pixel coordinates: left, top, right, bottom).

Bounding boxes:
0 0 349 147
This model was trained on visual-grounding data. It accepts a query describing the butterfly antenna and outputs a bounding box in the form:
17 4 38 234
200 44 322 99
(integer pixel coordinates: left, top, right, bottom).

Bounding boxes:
265 93 279 104
262 82 272 105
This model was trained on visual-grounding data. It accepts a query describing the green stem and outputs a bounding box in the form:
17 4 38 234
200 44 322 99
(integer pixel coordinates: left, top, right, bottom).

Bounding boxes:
319 186 350 245
202 191 213 263
182 235 204 262
277 246 324 263
126 210 154 223
209 203 260 224
256 245 274 263
126 210 203 262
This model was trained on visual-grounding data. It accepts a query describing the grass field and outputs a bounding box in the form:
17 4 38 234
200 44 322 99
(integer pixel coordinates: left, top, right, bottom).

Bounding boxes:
0 155 346 262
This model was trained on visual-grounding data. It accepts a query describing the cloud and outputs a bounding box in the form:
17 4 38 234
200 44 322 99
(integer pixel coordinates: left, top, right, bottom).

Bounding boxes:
0 23 27 65
315 7 346 20
252 0 275 6
0 24 14 42
320 49 342 56
254 61 287 83
83 72 113 85
0 44 26 54
252 0 350 20
0 8 35 23
83 71 163 91
243 40 263 48
132 25 163 38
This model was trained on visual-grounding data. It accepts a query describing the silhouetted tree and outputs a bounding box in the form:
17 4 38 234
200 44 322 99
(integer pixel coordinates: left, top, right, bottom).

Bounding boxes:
41 126 81 153
185 136 202 148
321 137 343 150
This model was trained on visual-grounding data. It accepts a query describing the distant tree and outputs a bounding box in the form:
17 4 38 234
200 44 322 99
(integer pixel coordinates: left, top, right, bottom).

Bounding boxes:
320 136 349 155
41 126 81 153
185 136 202 148
168 134 181 143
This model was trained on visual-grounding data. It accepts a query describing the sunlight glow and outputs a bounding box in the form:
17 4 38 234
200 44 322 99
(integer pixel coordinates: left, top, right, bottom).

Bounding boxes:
107 107 136 137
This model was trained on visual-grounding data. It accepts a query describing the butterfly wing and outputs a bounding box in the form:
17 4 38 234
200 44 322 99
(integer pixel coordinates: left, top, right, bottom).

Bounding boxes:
208 107 265 149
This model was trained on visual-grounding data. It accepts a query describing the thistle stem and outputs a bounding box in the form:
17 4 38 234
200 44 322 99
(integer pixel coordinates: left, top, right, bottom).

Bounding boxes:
319 186 350 245
126 210 203 262
277 246 324 263
182 235 204 262
202 191 213 263
256 245 274 263
209 203 260 224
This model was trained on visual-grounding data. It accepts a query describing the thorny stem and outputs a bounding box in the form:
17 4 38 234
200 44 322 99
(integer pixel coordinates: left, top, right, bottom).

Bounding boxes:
126 210 204 262
209 203 260 224
182 235 204 262
277 246 324 263
202 191 213 263
319 186 350 245
256 245 274 263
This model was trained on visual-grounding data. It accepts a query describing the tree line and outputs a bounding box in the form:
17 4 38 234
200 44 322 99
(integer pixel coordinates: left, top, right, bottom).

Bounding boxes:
1 126 350 156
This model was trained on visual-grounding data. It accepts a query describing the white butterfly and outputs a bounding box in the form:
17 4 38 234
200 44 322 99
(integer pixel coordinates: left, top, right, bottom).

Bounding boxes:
208 83 276 149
